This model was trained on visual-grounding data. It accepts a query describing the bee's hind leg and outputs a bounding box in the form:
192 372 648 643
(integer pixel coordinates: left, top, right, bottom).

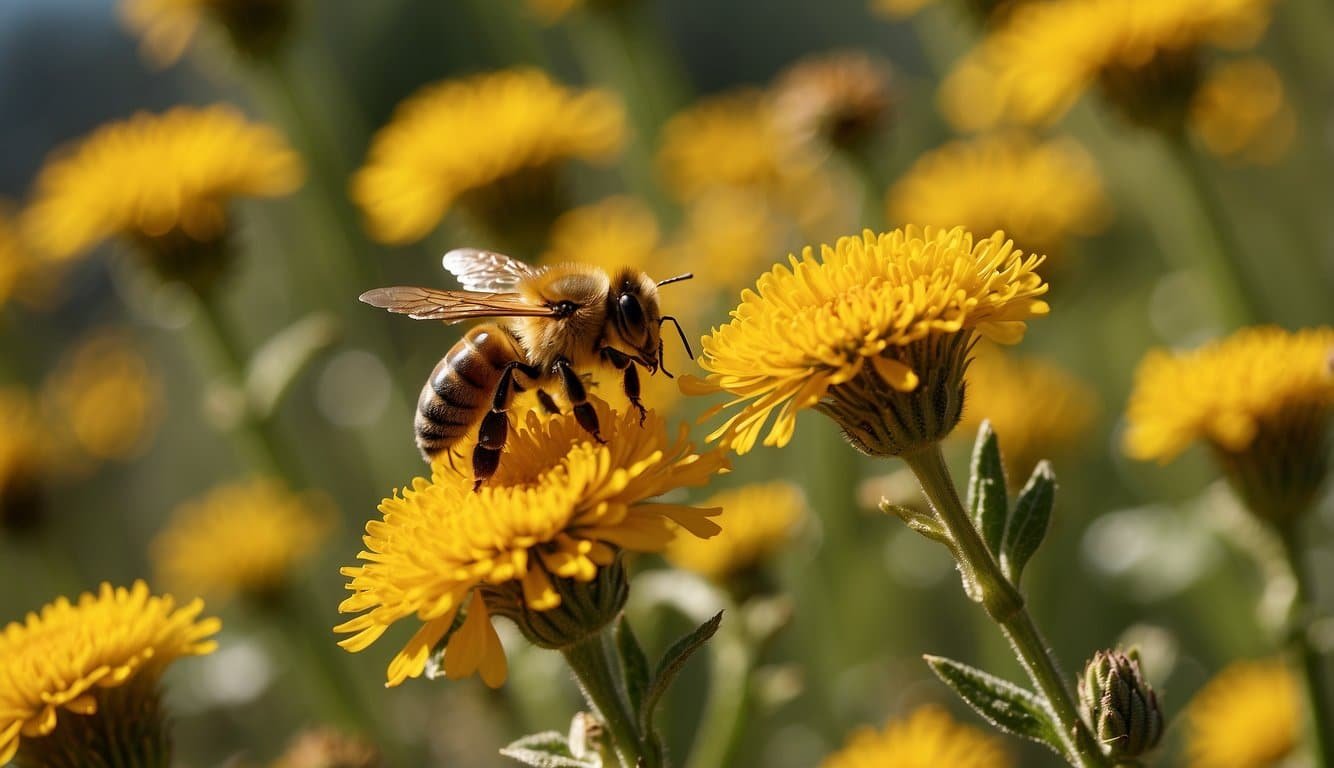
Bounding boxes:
472 359 542 491
554 357 605 443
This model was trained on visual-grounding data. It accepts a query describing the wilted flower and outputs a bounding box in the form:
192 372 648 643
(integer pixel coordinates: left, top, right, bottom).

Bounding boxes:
664 481 806 584
1124 326 1334 523
941 0 1278 132
22 106 303 291
120 0 294 65
1189 58 1295 165
1078 649 1164 759
772 51 895 151
153 478 330 605
1185 658 1300 768
886 134 1108 257
0 581 220 766
272 726 381 768
351 69 626 246
0 389 50 534
43 330 161 465
684 226 1049 458
957 347 1098 478
336 399 727 687
820 705 1013 768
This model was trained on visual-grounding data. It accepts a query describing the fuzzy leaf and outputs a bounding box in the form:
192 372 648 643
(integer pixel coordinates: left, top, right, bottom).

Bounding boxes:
640 611 723 734
1001 461 1055 587
968 421 1008 556
615 617 651 720
880 501 949 544
500 731 599 768
924 655 1066 757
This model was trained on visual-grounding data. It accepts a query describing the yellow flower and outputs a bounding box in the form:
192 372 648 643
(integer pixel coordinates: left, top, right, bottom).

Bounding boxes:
664 481 806 582
337 399 728 688
153 478 330 604
771 51 895 149
0 388 51 533
958 347 1099 478
1124 326 1334 522
1185 659 1300 768
671 189 785 297
0 581 220 765
541 196 662 273
352 69 626 245
1190 58 1295 165
43 330 161 464
684 226 1049 457
0 208 34 309
120 0 294 65
886 134 1109 256
940 0 1277 131
821 705 1013 768
22 106 302 287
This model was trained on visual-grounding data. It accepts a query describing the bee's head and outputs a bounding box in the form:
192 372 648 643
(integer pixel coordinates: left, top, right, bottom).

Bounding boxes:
607 269 693 376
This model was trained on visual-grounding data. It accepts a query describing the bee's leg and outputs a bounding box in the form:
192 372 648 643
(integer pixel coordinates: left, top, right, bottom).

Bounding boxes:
472 360 542 490
602 348 646 425
535 389 561 415
554 357 604 443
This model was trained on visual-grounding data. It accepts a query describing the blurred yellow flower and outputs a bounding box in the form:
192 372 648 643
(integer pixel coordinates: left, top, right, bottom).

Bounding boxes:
352 69 626 245
120 0 293 65
0 208 34 309
272 726 381 768
22 106 302 287
958 348 1099 478
153 478 330 603
1190 58 1295 165
684 226 1049 456
1124 326 1333 521
821 705 1013 768
337 399 727 687
772 51 895 149
941 0 1277 131
0 581 220 765
0 389 50 532
43 330 161 464
886 134 1109 256
671 188 784 297
541 196 662 273
664 481 806 582
526 0 581 22
1185 659 1300 768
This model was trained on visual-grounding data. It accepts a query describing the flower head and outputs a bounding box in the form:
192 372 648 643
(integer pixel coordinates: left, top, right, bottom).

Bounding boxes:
541 196 662 273
685 226 1049 457
1185 659 1300 768
940 0 1277 131
886 135 1108 257
820 705 1013 768
665 481 806 583
1190 58 1295 165
120 0 294 65
772 51 895 150
153 478 330 604
22 106 302 288
1124 326 1333 521
1078 649 1164 759
958 347 1098 478
43 330 161 465
0 581 220 765
337 399 728 687
351 69 626 245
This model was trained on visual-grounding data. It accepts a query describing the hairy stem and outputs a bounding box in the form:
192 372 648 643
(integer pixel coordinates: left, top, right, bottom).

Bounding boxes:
1276 521 1333 768
562 628 656 768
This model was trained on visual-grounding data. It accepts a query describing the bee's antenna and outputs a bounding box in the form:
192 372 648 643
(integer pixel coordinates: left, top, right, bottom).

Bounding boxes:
660 315 694 360
657 273 694 288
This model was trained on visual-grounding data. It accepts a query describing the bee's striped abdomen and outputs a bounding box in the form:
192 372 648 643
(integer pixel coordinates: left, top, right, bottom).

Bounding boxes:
414 323 523 461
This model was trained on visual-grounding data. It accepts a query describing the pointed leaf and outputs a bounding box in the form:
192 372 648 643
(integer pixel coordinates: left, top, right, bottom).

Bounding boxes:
500 731 599 768
1001 461 1055 587
639 611 723 734
615 617 651 720
924 655 1066 757
968 421 1008 556
880 501 949 544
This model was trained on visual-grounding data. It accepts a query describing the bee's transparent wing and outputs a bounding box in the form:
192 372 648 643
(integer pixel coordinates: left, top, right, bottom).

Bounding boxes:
358 286 555 324
441 248 539 293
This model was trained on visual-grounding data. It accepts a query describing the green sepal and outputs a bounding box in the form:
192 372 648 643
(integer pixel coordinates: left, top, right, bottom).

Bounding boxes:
615 617 651 721
500 731 599 767
967 421 1008 556
924 654 1066 757
639 611 723 735
1000 461 1055 587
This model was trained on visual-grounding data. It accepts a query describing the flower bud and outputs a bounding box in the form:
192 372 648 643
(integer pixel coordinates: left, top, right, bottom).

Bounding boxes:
1078 649 1164 759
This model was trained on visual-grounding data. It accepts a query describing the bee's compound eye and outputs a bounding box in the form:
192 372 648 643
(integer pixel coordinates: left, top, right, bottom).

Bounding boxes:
617 293 647 338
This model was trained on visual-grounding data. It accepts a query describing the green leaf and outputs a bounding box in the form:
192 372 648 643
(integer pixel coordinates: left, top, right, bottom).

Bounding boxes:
924 655 1066 757
639 611 723 735
615 617 651 720
500 731 599 767
1001 461 1055 587
968 421 1008 556
880 501 949 544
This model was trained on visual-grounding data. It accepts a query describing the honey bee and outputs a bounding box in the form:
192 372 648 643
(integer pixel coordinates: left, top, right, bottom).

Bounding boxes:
360 249 693 488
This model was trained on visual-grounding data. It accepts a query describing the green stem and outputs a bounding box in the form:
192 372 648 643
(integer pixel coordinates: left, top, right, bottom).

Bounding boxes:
562 629 654 768
902 444 1110 768
685 602 754 768
1276 522 1333 768
1162 132 1263 327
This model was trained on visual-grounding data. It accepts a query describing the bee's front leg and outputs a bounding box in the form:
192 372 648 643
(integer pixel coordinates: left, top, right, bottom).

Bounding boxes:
473 360 542 490
602 348 646 425
554 357 605 443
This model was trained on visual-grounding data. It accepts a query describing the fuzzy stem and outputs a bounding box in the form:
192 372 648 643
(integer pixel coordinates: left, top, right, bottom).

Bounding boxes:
1276 521 1333 768
902 444 1111 768
685 601 755 768
562 629 655 768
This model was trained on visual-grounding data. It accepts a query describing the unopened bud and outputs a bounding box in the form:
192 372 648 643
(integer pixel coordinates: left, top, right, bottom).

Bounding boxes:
1078 648 1164 759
